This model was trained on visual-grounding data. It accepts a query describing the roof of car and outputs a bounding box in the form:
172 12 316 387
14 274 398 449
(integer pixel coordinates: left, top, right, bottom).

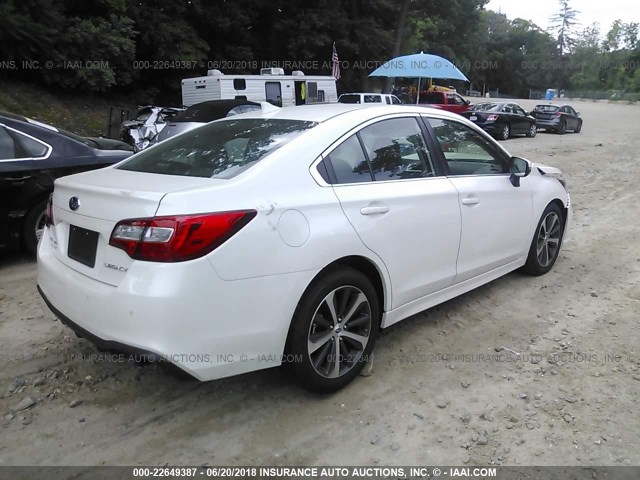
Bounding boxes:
237 103 463 123
173 99 261 122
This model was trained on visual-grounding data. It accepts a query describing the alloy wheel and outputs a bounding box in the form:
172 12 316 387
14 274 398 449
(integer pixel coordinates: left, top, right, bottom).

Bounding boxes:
536 212 561 268
307 285 371 379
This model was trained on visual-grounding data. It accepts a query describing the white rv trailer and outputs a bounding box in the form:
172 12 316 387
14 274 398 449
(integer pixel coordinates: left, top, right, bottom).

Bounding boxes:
181 68 338 107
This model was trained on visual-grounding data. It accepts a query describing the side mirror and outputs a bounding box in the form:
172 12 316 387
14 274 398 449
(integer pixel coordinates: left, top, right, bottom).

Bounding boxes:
509 157 531 187
465 99 470 105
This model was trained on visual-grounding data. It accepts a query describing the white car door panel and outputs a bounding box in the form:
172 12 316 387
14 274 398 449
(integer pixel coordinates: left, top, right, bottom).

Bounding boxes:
334 178 462 309
449 175 532 282
323 116 462 310
426 116 534 283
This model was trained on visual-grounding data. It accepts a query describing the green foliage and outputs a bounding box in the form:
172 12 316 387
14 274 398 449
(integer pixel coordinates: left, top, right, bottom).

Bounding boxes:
1 0 639 99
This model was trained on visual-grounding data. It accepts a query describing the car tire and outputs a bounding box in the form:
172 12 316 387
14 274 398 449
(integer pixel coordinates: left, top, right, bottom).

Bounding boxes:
526 124 537 137
22 199 48 256
498 124 510 140
557 121 566 135
522 203 566 276
287 267 380 393
574 121 582 133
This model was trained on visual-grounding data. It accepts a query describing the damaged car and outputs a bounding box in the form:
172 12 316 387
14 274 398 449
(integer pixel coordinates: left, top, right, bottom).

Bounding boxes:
120 106 185 151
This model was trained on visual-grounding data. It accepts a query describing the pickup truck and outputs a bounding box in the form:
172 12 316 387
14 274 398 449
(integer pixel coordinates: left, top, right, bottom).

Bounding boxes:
418 91 471 114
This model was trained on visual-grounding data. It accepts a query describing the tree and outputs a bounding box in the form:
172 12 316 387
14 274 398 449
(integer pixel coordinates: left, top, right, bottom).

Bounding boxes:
549 0 580 55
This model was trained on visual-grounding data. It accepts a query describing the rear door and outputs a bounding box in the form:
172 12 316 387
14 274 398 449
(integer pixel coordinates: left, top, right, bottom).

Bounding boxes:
425 116 532 282
320 115 461 309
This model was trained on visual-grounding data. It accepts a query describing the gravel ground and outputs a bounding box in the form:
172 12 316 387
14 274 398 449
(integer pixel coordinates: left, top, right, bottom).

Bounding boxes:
0 99 639 467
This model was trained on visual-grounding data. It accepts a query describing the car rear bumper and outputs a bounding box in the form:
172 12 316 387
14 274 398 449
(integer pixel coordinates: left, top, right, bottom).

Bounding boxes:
37 230 316 381
535 119 560 129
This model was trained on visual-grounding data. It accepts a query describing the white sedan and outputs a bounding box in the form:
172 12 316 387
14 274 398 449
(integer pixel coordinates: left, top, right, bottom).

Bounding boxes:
37 104 571 392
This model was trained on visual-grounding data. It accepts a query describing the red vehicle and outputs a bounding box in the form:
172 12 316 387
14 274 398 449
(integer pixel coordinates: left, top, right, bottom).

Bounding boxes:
419 91 471 114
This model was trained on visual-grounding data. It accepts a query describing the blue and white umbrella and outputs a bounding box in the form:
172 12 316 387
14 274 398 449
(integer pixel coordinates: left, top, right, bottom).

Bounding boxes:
369 52 469 81
369 52 469 104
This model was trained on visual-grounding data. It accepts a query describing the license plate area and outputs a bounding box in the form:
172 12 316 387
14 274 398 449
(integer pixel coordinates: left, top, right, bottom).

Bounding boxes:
68 225 99 268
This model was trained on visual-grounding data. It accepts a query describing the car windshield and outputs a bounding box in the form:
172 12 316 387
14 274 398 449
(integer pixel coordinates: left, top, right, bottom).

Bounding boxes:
118 118 316 179
471 103 502 112
534 105 559 113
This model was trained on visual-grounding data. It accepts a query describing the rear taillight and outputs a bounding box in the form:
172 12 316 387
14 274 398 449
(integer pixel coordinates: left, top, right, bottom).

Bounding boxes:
487 114 499 122
44 194 54 227
109 210 256 262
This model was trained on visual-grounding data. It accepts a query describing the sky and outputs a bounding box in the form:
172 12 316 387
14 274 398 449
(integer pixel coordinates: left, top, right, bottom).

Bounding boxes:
486 0 640 33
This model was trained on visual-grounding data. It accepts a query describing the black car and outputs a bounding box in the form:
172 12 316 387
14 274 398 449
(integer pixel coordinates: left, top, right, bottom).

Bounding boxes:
461 102 537 140
529 104 582 134
0 112 133 254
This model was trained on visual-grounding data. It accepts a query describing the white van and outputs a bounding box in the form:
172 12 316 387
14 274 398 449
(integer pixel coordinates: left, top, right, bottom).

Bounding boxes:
338 92 402 105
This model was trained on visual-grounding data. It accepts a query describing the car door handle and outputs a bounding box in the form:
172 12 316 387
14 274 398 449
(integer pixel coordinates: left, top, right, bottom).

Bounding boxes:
4 175 33 182
360 205 390 215
461 197 480 205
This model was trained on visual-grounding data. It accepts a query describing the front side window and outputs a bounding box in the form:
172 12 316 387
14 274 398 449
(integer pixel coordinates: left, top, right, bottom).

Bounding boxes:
428 118 510 176
359 117 436 180
118 119 316 179
391 96 401 105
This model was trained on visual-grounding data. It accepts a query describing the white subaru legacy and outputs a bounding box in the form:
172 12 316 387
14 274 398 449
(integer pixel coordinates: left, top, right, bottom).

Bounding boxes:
37 104 571 392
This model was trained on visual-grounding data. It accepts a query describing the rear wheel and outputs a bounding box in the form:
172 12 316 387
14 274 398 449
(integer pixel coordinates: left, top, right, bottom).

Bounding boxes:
523 203 565 276
287 267 380 392
22 199 47 255
498 124 510 140
557 120 566 135
526 124 537 137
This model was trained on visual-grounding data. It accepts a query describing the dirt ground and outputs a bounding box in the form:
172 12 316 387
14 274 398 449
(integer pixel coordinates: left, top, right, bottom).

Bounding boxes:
0 99 639 467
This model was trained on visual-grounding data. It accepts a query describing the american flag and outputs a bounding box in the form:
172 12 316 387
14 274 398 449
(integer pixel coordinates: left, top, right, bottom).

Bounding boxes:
332 43 340 80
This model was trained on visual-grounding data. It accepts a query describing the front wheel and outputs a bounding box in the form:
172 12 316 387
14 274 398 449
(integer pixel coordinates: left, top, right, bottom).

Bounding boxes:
574 121 582 133
22 199 48 255
522 203 565 276
526 124 537 137
287 267 380 392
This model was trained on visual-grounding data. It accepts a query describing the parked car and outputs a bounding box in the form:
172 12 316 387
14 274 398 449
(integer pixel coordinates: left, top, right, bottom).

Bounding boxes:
120 106 185 151
418 91 471 114
151 100 268 145
338 93 402 105
529 104 582 134
38 104 571 392
0 112 133 254
462 102 537 140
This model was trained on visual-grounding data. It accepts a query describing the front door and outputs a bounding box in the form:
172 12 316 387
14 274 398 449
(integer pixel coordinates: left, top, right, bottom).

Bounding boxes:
426 117 533 282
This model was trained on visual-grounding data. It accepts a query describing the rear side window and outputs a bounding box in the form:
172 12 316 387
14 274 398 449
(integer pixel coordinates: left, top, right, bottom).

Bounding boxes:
359 118 436 180
0 127 16 159
118 119 316 179
324 135 373 184
0 126 48 160
364 95 382 103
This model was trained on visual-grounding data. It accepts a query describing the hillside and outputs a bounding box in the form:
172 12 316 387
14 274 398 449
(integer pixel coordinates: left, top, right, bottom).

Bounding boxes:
0 80 136 138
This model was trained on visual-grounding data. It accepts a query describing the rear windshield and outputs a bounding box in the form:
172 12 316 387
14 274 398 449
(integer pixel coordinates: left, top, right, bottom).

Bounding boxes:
471 103 501 111
338 95 361 104
117 118 316 179
421 93 444 104
534 105 559 113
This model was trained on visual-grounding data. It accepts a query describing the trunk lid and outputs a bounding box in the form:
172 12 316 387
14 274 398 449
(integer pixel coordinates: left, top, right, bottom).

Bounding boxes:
49 167 218 285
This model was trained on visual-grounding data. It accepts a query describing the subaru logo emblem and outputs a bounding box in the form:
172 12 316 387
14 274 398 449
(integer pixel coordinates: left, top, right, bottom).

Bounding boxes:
69 196 80 211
